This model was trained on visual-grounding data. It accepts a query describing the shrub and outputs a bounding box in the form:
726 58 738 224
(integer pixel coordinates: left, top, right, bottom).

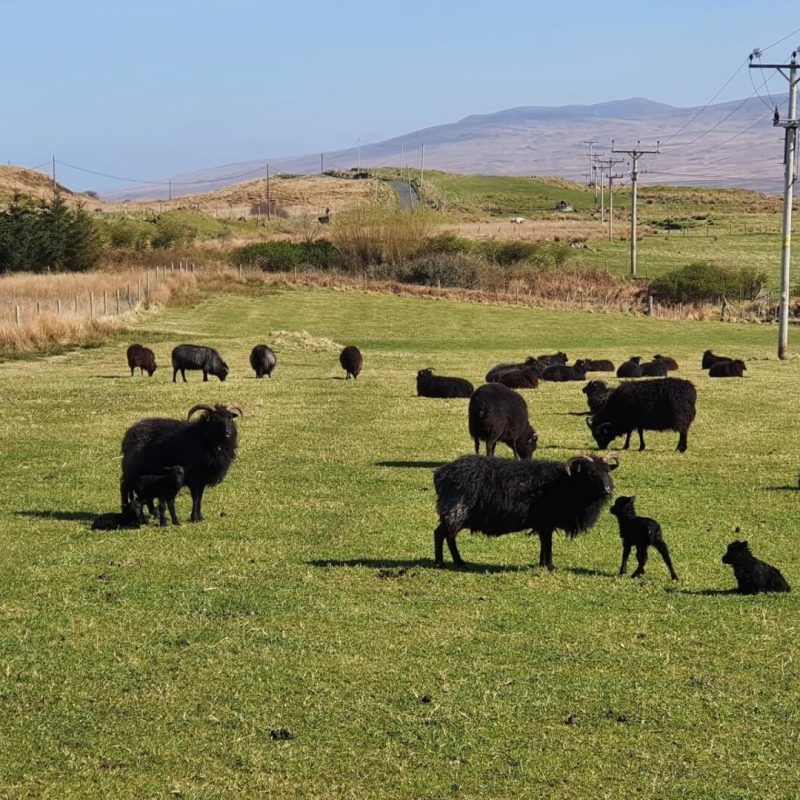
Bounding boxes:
392 252 497 289
231 241 340 272
651 261 768 303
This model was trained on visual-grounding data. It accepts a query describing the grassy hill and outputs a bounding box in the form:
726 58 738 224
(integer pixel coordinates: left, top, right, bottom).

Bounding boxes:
1 287 798 798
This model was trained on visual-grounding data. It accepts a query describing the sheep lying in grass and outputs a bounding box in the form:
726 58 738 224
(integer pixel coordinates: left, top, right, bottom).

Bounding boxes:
709 359 746 378
92 501 143 531
609 496 678 580
722 541 790 594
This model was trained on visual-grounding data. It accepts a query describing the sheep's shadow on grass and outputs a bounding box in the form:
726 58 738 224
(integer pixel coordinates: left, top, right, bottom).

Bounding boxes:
564 566 617 578
307 558 537 574
93 375 126 380
764 485 800 492
375 460 447 469
667 587 738 596
15 510 97 522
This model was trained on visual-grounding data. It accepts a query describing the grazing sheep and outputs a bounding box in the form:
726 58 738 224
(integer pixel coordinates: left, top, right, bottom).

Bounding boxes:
709 359 746 378
583 380 612 414
617 357 643 379
127 344 157 377
494 366 540 389
541 362 587 382
702 350 732 369
653 354 679 371
468 383 538 459
131 465 185 527
587 377 697 452
609 496 678 580
250 345 277 378
640 358 668 377
417 368 474 398
581 359 615 372
432 453 619 570
538 352 568 366
486 357 545 382
722 540 790 594
171 344 229 383
121 404 242 523
340 345 363 380
92 501 143 531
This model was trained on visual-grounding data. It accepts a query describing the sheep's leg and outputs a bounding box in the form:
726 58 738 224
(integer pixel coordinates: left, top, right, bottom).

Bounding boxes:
189 485 206 522
486 440 496 457
166 497 180 526
539 530 555 571
202 371 208 382
637 428 646 451
120 479 130 512
631 545 649 578
181 369 187 383
473 437 480 455
653 540 678 580
677 430 688 453
172 368 178 383
130 366 135 377
156 501 167 527
623 431 631 450
619 542 632 575
446 534 463 566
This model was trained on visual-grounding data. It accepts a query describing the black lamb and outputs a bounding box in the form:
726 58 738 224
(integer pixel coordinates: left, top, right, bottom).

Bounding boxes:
127 344 157 377
468 383 538 459
121 403 242 523
340 345 363 379
709 359 746 378
583 380 612 414
617 356 643 378
702 350 732 369
541 363 587 382
171 344 229 383
722 540 790 594
250 344 277 378
587 377 697 452
416 368 474 398
432 453 619 570
131 465 185 526
609 496 678 580
653 354 679 371
92 501 143 531
640 358 668 377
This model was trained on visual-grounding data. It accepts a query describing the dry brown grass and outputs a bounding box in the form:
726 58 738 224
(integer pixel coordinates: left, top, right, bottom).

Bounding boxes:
0 166 76 203
441 219 617 243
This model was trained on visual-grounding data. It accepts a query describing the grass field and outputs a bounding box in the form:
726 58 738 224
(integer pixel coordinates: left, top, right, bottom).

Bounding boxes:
1 287 799 798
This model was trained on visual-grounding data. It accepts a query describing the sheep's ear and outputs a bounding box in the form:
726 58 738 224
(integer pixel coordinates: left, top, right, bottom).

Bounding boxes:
742 540 749 548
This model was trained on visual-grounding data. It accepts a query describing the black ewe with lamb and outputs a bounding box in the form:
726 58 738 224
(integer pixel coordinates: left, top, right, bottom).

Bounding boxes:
486 357 545 382
416 368 474 398
609 496 678 580
432 454 619 570
468 383 538 459
127 344 157 377
587 377 696 452
171 344 229 383
541 362 587 382
494 366 539 389
722 541 790 594
121 403 242 523
640 358 668 377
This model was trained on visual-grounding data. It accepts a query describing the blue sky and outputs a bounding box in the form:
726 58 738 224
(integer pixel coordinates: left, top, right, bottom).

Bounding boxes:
2 0 799 190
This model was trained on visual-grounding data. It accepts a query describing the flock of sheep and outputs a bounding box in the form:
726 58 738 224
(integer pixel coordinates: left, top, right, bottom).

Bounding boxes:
98 339 789 596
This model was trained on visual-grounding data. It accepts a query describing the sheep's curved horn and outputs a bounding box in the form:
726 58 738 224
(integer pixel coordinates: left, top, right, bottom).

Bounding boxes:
603 454 620 470
226 403 244 419
585 416 594 429
188 404 215 419
565 455 593 475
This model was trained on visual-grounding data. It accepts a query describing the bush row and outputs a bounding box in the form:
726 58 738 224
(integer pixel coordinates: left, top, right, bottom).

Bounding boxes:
651 261 769 303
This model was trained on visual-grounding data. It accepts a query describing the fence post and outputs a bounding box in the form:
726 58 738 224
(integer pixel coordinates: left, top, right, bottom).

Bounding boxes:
647 295 654 316
15 305 20 327
74 295 78 314
103 290 107 315
36 301 41 314
137 276 142 302
127 285 132 307
116 289 120 314
145 271 150 295
57 298 61 315
90 292 94 317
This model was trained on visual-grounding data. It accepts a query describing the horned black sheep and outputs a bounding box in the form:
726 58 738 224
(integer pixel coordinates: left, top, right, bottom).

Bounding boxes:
131 465 185 526
468 383 538 459
702 350 732 369
617 357 643 378
581 359 615 372
416 369 474 398
121 404 242 523
494 366 540 389
541 362 587 382
709 359 746 378
609 496 678 580
92 501 143 531
538 352 568 366
250 345 277 378
432 453 619 570
486 357 544 382
127 344 157 377
653 354 679 371
722 540 790 594
340 345 363 379
583 380 612 414
587 377 697 452
640 358 668 377
171 344 229 383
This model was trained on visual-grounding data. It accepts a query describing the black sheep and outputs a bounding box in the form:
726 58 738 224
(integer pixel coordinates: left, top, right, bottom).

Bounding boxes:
722 541 790 594
617 356 643 378
121 403 242 523
640 358 668 377
432 454 619 570
127 344 157 377
468 383 538 459
702 350 732 369
92 501 143 531
494 366 539 389
485 357 544 383
709 359 746 378
583 380 612 414
587 377 696 452
609 496 678 580
581 359 615 372
340 345 363 379
171 344 229 383
541 363 587 382
538 352 568 366
250 344 277 378
653 354 679 371
416 368 474 398
131 465 185 526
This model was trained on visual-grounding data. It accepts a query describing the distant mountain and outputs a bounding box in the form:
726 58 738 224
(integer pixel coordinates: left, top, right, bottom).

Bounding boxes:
104 95 789 200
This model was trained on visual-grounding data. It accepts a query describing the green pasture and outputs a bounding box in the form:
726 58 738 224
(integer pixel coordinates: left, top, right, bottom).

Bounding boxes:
1 287 799 798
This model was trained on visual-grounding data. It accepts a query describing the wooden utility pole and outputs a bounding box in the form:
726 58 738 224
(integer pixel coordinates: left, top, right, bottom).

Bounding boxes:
51 156 57 195
266 163 271 221
612 140 659 276
420 144 425 189
750 48 799 359
599 157 623 238
320 153 324 173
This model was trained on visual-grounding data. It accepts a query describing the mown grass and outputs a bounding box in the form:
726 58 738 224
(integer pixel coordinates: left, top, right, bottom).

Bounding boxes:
1 287 799 799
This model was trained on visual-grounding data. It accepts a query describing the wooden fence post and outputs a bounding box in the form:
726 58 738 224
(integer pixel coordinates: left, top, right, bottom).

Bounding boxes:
74 295 78 314
116 289 120 314
103 291 107 315
57 298 61 315
90 292 94 317
36 301 41 314
647 295 654 316
137 276 142 302
15 305 20 327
